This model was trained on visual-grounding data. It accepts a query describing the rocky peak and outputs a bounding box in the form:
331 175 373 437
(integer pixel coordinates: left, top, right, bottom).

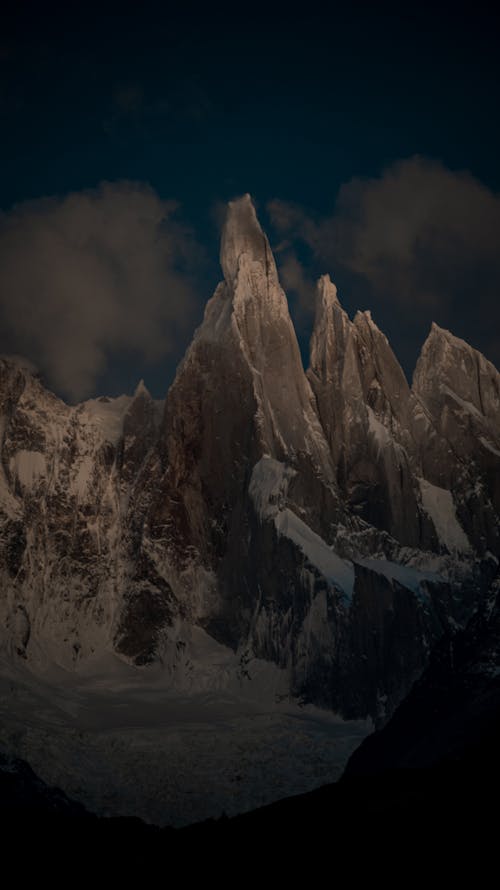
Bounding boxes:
122 380 158 445
411 323 500 536
216 194 294 356
170 196 334 475
142 195 341 633
308 279 358 461
309 292 413 445
220 194 279 289
308 291 423 543
133 378 151 401
351 310 412 430
413 324 500 436
309 275 351 387
315 273 341 310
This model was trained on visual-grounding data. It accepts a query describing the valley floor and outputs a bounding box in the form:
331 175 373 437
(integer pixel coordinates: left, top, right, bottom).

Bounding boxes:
0 645 370 827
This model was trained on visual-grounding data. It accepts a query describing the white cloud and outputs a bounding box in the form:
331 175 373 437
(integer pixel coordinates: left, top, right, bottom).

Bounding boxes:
268 157 500 367
0 182 202 400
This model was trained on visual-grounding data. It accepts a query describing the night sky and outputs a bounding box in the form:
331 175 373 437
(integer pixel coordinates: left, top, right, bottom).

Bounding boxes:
1 4 499 401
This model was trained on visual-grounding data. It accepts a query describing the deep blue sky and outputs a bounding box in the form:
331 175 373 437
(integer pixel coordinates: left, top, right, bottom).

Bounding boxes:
1 4 499 399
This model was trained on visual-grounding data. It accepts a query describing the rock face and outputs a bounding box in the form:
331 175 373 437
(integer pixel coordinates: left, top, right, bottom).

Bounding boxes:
308 276 424 546
0 362 164 665
0 195 498 723
142 195 341 648
412 323 500 554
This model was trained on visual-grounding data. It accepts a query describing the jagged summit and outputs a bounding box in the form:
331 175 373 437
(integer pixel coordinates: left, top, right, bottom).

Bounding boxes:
426 320 493 351
220 193 278 288
316 274 340 306
196 194 289 348
133 378 151 400
418 320 475 359
413 319 500 419
352 309 390 346
418 320 499 368
165 192 337 509
411 317 500 506
309 275 350 388
308 275 422 543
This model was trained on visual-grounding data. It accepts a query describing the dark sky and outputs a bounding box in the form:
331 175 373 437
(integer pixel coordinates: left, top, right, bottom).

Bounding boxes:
1 3 499 400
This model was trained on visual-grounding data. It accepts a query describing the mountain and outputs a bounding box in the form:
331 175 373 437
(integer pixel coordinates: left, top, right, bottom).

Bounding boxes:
0 194 498 729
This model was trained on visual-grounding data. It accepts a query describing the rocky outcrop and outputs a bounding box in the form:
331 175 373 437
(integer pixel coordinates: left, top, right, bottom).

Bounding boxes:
0 362 169 666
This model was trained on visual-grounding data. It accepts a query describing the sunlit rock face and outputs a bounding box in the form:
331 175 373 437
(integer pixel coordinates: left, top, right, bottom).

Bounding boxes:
0 196 498 724
308 275 425 546
143 194 342 648
411 323 500 554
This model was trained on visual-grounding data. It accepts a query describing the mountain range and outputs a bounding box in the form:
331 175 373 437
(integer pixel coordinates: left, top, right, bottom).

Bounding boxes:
1 193 499 729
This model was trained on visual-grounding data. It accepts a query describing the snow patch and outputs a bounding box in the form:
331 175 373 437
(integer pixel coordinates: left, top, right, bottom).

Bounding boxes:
71 455 95 498
79 395 132 445
419 478 470 553
250 458 354 598
367 407 392 452
10 450 47 489
441 385 484 420
249 456 295 519
275 510 355 599
356 557 441 596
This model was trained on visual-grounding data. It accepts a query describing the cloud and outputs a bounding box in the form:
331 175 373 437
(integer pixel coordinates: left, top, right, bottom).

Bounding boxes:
268 157 500 367
0 182 202 400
